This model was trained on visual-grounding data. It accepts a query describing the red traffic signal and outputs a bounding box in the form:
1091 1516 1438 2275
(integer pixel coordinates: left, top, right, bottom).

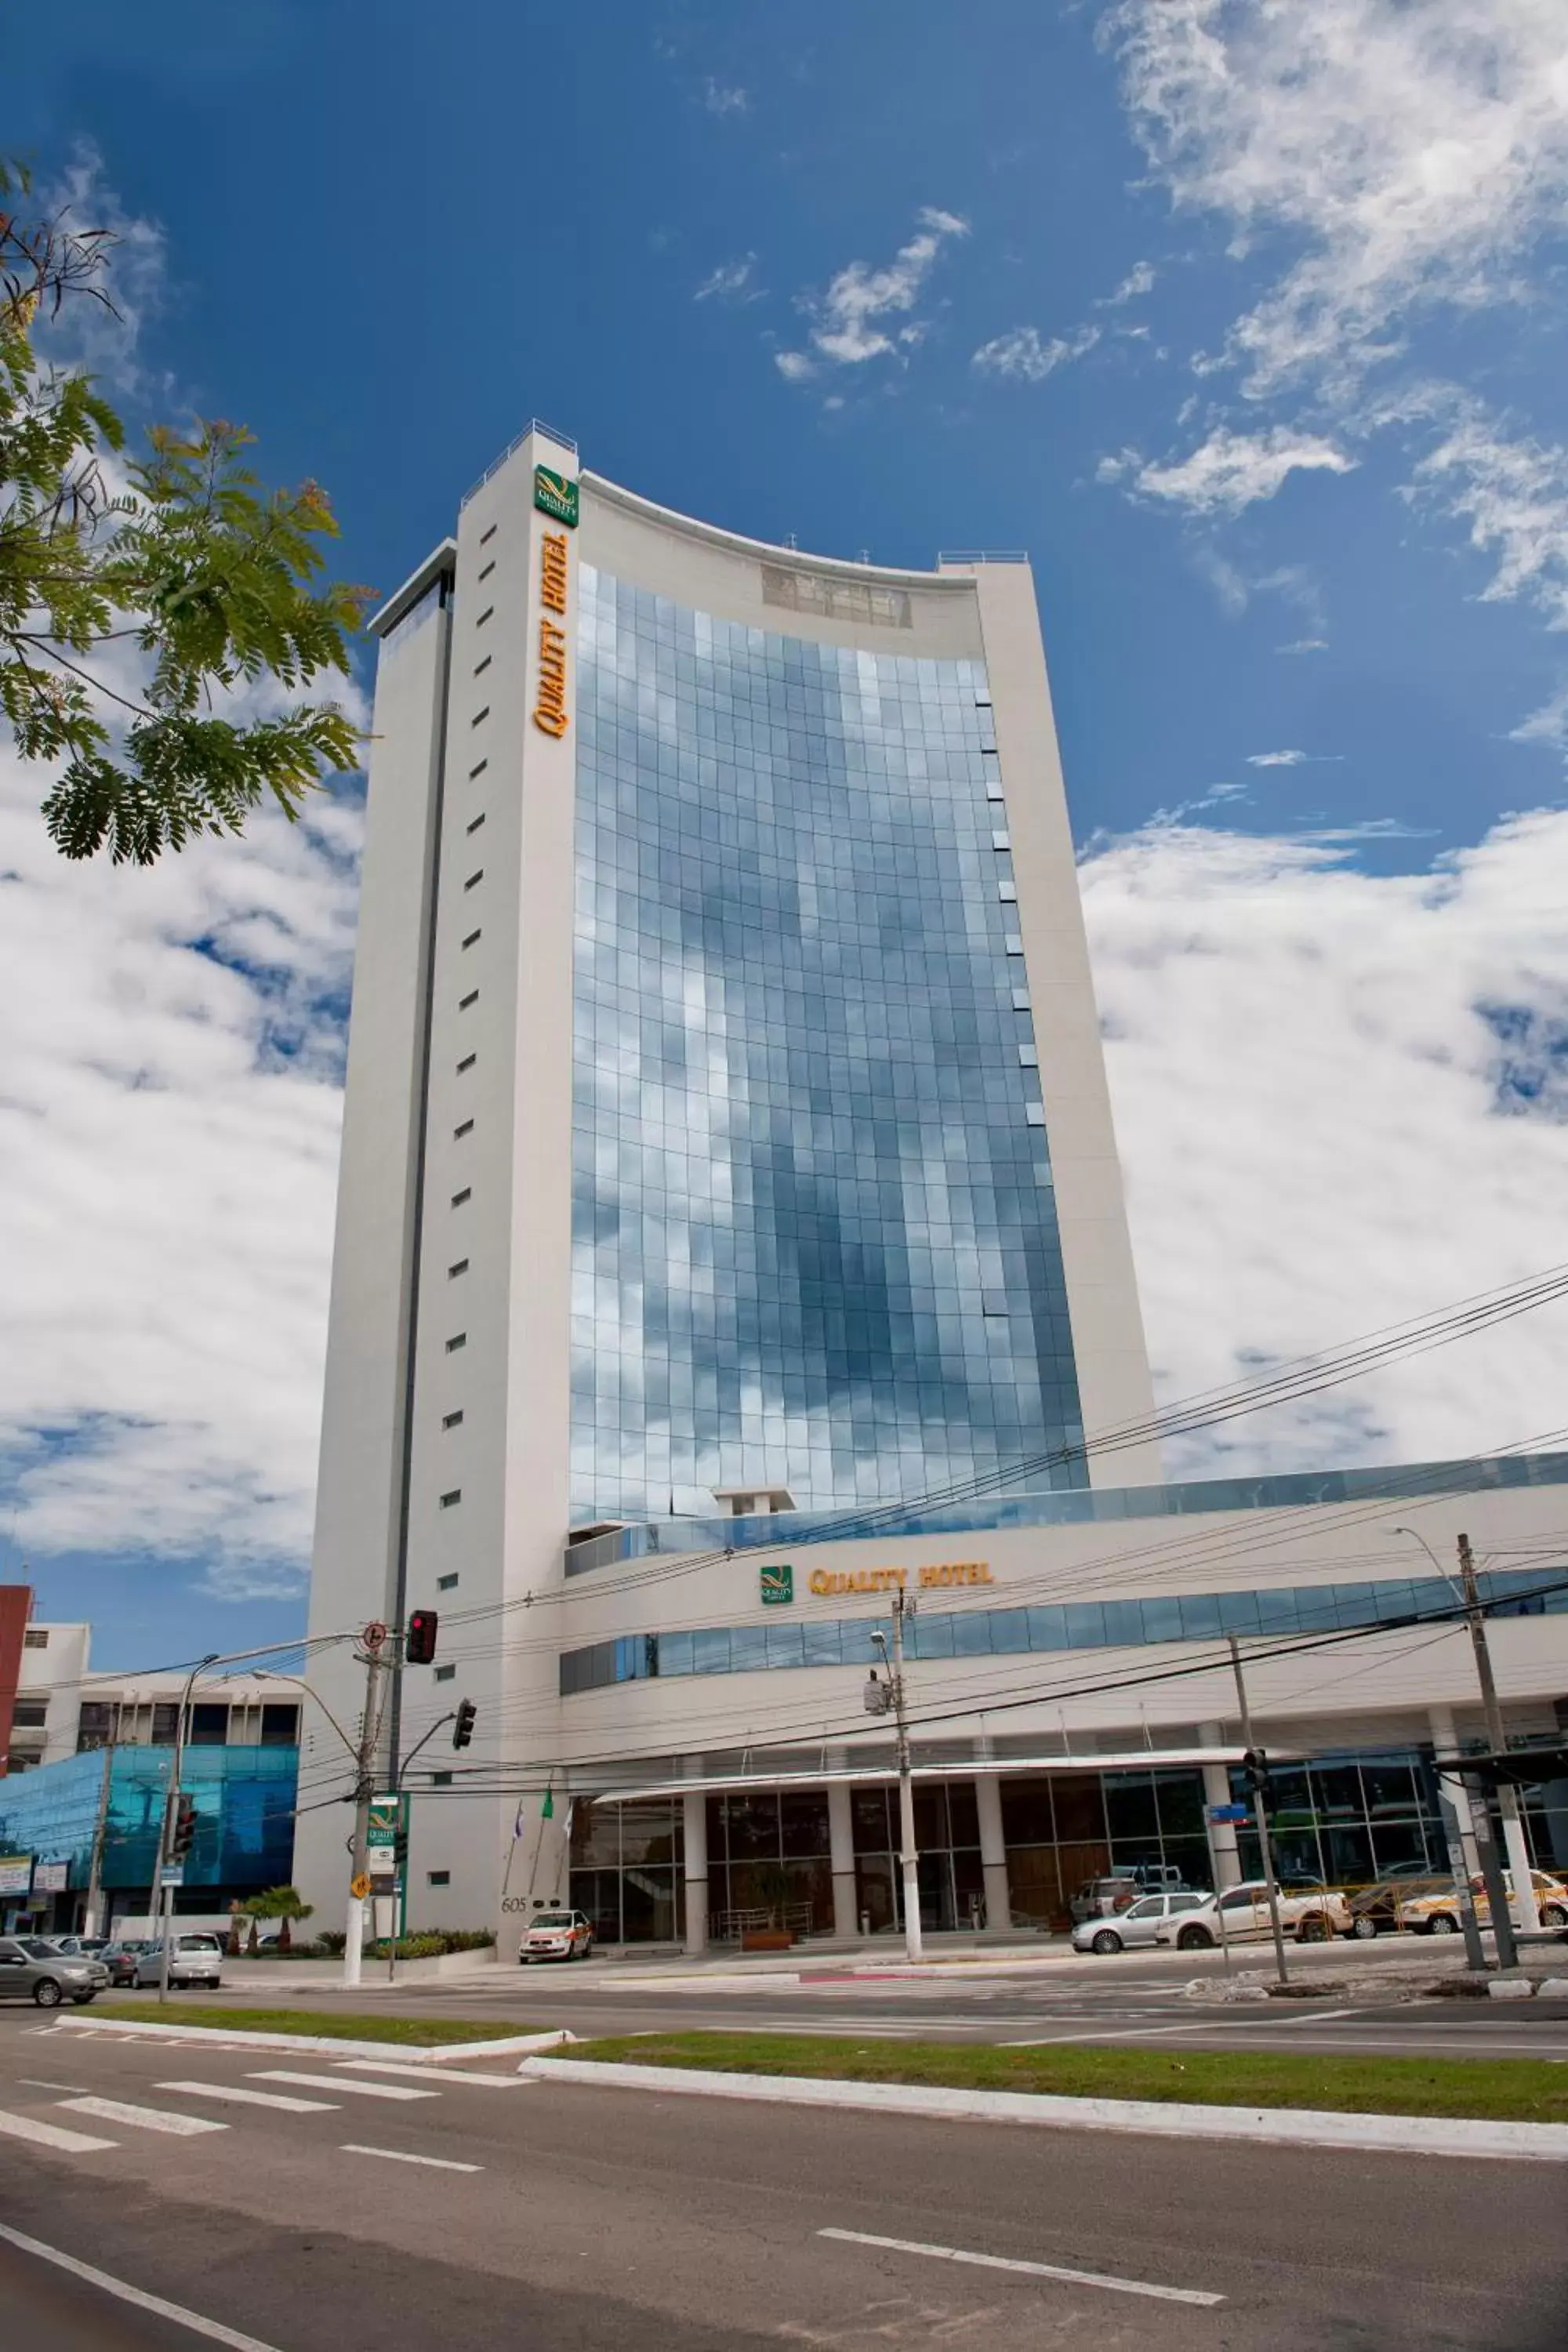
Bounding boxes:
405 1609 439 1666
167 1791 198 1863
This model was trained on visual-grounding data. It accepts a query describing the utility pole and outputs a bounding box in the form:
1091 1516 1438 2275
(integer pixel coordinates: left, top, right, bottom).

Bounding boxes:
343 1624 390 1991
1228 1637 1289 1987
1457 1534 1539 1940
82 1735 115 1939
890 1589 922 1963
866 1591 922 1961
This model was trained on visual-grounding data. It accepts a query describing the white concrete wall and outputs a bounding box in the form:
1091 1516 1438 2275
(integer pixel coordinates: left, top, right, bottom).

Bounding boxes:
296 573 452 1921
548 1476 1568 1775
957 562 1160 1485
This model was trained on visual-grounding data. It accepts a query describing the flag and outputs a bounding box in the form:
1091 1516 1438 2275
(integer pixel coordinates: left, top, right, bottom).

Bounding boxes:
541 1787 554 1820
513 1799 528 1842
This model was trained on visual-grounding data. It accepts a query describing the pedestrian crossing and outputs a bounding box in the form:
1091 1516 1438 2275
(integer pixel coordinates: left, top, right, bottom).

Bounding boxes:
56 2095 227 2136
0 2056 512 2169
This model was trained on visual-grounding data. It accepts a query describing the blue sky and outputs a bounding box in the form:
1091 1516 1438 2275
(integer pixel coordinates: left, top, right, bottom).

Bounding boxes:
6 2 1568 1666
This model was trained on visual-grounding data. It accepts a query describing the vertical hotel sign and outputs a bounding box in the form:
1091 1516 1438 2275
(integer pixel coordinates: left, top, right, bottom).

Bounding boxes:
533 464 576 739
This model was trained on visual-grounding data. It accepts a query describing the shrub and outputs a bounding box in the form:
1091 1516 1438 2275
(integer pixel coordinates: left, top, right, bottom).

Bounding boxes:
361 1926 495 1960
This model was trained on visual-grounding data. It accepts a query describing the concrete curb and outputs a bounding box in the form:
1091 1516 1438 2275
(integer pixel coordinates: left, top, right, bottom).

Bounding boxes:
60 2017 574 2063
520 2058 1568 2163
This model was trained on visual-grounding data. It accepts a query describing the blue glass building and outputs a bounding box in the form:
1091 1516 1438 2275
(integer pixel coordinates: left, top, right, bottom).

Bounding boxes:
571 570 1086 1521
0 1745 298 1930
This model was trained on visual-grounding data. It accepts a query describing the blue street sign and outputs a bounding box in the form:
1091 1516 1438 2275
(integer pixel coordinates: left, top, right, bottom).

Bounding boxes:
1207 1803 1250 1824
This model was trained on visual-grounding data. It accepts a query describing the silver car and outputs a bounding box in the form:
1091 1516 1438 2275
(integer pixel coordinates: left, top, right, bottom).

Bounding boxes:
132 1932 224 1989
0 1933 109 2007
1071 1890 1210 1955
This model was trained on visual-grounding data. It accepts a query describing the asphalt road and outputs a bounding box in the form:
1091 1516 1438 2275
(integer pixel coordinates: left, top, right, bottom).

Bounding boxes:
104 1939 1568 2061
0 2019 1563 2350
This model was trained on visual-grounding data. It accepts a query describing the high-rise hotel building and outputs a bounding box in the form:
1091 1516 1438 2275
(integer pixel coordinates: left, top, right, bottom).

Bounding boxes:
297 425 1568 1944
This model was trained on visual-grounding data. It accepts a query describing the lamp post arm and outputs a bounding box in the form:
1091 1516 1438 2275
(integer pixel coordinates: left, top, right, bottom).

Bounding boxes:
249 1671 362 1766
395 1714 457 1791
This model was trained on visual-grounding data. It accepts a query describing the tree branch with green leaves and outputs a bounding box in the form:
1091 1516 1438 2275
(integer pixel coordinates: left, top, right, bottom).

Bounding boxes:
0 158 368 863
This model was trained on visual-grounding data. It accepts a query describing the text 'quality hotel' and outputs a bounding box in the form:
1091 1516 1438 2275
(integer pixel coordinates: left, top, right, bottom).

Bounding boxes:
296 422 1568 1945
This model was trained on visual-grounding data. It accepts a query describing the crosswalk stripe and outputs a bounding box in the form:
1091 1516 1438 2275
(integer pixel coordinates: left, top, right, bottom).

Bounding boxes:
0 2108 118 2153
336 2060 520 2087
56 2096 227 2136
340 2143 481 2173
249 2070 436 2101
155 2080 340 2114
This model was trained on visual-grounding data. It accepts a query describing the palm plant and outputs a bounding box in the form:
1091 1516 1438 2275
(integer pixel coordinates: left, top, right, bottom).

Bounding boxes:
242 1884 314 1952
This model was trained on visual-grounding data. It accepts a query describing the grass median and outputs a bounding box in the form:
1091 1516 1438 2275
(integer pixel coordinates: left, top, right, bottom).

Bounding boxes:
566 2032 1566 2125
97 2003 543 2046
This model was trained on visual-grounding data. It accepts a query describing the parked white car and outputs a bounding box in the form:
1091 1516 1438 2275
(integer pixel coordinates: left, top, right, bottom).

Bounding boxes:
520 1909 594 1963
132 1932 224 1988
1154 1879 1351 1950
1071 1890 1211 1955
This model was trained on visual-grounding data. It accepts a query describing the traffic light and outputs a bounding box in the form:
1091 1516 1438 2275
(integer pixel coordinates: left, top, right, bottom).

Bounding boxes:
405 1609 439 1665
167 1792 198 1863
1240 1748 1272 1798
452 1698 477 1751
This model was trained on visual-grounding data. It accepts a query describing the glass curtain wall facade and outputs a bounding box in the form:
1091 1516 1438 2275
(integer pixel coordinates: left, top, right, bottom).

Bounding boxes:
570 568 1086 1521
0 1746 298 1927
564 1747 1568 1945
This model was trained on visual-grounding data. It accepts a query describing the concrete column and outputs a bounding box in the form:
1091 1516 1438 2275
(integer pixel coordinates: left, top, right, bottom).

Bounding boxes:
828 1783 858 1940
1200 1722 1241 1889
1429 1707 1479 1875
975 1773 1011 1931
682 1788 708 1956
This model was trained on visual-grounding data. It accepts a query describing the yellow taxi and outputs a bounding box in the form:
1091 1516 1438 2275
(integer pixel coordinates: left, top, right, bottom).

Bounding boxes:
1397 1869 1568 1935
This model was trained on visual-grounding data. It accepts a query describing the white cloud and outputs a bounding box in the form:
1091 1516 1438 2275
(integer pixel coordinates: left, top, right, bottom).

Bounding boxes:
695 254 760 303
1105 0 1568 397
972 323 1099 382
701 77 748 117
1247 749 1308 768
31 140 168 396
1083 809 1568 1471
1279 637 1330 655
1115 424 1356 516
0 744 358 1589
1411 408 1568 630
1510 683 1568 751
780 209 969 379
1101 260 1156 306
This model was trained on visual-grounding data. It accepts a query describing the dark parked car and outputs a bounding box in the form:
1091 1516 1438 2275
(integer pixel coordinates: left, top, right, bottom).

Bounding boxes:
103 1939 152 1986
1346 1876 1450 1938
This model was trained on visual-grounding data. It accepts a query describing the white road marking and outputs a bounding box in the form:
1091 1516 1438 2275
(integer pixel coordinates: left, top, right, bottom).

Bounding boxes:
818 2227 1225 2309
156 2080 341 2113
57 2095 228 2136
339 2143 481 2172
0 2108 118 2153
336 2060 520 2086
0 2220 285 2350
248 2070 436 2100
1000 2023 1212 2047
16 2078 94 2093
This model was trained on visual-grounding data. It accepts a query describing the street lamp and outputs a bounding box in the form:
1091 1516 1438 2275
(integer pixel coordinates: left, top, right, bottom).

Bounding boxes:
152 1632 358 2005
156 1653 217 2005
